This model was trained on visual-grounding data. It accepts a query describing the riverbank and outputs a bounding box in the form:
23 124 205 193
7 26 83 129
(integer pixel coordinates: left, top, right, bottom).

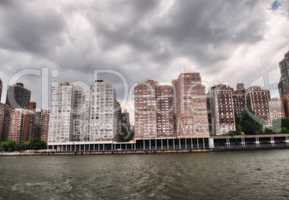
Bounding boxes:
1 144 289 156
2 134 289 156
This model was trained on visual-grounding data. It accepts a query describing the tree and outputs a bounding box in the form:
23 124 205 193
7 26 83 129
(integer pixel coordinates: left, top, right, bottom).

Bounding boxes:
116 123 134 142
28 140 47 150
235 110 264 135
0 140 16 152
272 118 289 133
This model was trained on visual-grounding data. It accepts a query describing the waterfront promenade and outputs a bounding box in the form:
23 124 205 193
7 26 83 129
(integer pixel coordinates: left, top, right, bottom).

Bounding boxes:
2 134 289 156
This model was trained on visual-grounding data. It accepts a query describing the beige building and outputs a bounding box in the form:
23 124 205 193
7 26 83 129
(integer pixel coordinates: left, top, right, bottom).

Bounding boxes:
173 73 209 138
156 85 176 138
269 98 284 124
134 80 158 139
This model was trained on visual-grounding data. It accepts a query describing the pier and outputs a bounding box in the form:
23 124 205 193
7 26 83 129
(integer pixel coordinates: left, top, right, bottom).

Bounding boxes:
46 134 289 155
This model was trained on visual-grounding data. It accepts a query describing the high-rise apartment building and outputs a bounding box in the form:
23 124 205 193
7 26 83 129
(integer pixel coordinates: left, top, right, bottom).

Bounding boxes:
134 80 177 139
134 80 158 139
8 108 35 144
6 83 31 109
89 80 119 141
278 51 289 117
48 82 89 143
0 103 5 140
246 86 271 125
173 73 209 137
40 110 49 142
0 79 2 102
48 80 124 144
208 84 235 135
233 83 246 116
156 85 176 137
34 110 50 142
269 98 284 124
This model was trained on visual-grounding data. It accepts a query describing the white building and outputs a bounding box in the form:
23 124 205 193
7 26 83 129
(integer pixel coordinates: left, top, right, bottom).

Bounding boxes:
48 82 89 143
89 80 119 141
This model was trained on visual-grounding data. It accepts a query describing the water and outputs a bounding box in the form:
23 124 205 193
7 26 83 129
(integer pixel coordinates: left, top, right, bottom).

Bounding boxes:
1 150 289 200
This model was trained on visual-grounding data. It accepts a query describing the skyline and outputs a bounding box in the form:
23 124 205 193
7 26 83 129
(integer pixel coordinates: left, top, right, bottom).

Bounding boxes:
0 0 289 110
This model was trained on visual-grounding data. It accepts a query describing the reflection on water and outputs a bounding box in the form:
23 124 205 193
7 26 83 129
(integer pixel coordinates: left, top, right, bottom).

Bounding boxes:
1 150 289 200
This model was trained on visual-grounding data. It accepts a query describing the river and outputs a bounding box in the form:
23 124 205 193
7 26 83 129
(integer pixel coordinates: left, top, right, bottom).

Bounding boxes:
1 150 289 200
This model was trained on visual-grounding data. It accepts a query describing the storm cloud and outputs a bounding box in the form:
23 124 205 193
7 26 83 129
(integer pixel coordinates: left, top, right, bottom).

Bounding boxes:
0 0 289 113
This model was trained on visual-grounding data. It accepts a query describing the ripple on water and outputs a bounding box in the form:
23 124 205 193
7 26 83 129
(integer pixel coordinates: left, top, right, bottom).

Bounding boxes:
1 151 289 200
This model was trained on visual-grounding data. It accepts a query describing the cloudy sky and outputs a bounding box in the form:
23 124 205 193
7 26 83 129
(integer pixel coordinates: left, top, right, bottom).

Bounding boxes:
0 0 289 113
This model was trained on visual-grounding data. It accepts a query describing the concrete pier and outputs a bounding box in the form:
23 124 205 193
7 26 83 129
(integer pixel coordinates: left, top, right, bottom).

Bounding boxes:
46 134 289 154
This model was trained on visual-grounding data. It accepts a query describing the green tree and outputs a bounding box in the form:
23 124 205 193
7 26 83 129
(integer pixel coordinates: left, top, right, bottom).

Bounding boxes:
0 140 16 152
235 110 264 135
28 140 47 150
272 118 289 133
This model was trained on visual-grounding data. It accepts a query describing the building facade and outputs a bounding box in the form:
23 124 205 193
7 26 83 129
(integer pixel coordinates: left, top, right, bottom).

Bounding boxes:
0 103 5 140
208 84 235 136
48 82 89 143
269 98 284 124
246 86 271 125
8 108 35 144
278 51 289 117
134 80 158 139
48 80 123 144
233 83 246 116
89 80 119 141
0 79 2 102
6 83 31 109
173 73 209 138
156 85 176 137
34 110 50 142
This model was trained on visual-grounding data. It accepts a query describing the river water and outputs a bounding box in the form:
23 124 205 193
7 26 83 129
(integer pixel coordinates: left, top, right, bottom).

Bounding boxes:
0 150 289 200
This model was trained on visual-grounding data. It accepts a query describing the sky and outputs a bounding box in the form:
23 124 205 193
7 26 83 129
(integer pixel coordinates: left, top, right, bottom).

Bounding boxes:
0 0 289 114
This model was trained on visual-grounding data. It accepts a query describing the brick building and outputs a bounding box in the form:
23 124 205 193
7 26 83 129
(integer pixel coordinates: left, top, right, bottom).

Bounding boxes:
156 85 176 138
246 86 271 125
173 73 209 137
134 80 158 139
208 84 235 135
233 83 246 116
278 50 289 117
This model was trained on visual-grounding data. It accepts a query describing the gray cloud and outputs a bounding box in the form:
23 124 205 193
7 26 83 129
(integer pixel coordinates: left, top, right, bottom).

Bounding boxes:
0 0 65 55
0 0 288 110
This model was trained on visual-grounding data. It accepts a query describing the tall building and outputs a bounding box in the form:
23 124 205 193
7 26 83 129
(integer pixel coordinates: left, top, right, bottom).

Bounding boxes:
89 80 119 141
156 85 176 137
134 80 158 139
246 86 271 125
48 80 124 144
34 110 50 142
1 104 12 140
233 83 246 116
278 50 289 117
6 83 31 109
208 84 235 135
269 98 284 124
40 110 49 142
173 73 209 137
0 79 2 102
0 103 5 140
8 108 35 144
48 82 89 143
